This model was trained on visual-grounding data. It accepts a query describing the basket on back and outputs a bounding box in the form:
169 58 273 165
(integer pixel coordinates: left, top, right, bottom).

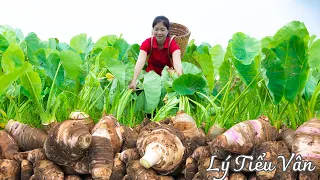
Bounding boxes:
169 22 191 58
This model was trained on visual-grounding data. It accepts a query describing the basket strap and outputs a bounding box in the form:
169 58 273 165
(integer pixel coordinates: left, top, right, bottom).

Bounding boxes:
149 36 154 56
168 35 176 67
148 35 175 67
145 36 154 66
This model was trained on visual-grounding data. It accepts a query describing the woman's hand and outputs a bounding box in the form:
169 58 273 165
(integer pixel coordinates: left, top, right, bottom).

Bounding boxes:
128 80 137 91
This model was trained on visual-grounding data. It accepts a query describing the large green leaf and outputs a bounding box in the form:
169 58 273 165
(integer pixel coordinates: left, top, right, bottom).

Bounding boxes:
45 52 64 87
160 66 175 93
0 25 17 44
0 34 9 52
48 38 58 50
172 74 207 95
303 72 318 101
272 35 309 103
232 55 260 87
210 44 225 74
25 32 42 52
94 35 118 49
261 48 286 104
34 49 46 68
107 58 126 87
134 91 145 113
308 39 320 69
192 52 214 91
57 43 70 51
1 44 25 73
231 32 261 65
143 71 162 113
229 33 261 87
14 28 24 43
218 59 232 89
113 38 130 61
218 43 234 88
129 44 140 61
99 47 125 86
308 35 317 50
24 32 48 66
185 39 197 55
59 50 83 80
196 43 211 54
27 43 38 66
269 21 309 48
125 61 135 83
183 53 201 69
0 56 2 75
260 36 273 49
70 33 88 54
0 62 32 95
182 62 202 75
182 40 200 67
99 46 119 68
18 40 37 66
20 71 42 102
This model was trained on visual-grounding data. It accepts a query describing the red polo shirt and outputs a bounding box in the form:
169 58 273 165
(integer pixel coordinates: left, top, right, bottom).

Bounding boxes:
140 37 180 75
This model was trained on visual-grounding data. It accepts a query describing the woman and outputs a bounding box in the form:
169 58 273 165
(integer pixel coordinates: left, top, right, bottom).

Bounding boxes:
128 16 183 91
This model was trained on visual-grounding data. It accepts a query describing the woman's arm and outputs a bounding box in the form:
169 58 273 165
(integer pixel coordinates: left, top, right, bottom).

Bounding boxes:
128 50 147 90
132 50 147 81
172 50 183 76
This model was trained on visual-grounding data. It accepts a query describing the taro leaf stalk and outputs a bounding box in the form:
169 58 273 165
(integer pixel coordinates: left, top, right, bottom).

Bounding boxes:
169 73 211 126
207 35 263 130
127 71 161 120
98 45 135 122
18 49 85 128
228 32 265 118
214 70 262 130
19 66 61 128
101 72 137 126
102 74 135 125
0 43 34 126
17 34 85 127
305 39 320 119
73 72 107 120
259 21 316 129
0 63 33 127
109 70 161 125
153 92 179 122
307 80 320 119
262 35 310 129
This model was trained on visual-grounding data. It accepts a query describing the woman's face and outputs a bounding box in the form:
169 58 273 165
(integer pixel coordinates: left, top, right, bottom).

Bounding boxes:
152 22 168 44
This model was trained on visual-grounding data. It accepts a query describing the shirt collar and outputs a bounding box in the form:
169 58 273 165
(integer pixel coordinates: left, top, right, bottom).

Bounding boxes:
152 36 170 48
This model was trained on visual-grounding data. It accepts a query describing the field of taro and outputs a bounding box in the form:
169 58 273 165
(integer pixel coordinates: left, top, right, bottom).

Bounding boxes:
0 21 319 179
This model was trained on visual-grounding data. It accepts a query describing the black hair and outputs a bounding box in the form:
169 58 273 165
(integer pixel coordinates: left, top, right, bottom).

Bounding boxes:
152 16 171 36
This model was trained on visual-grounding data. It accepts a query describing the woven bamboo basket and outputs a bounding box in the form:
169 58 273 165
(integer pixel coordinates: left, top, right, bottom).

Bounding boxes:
169 22 191 57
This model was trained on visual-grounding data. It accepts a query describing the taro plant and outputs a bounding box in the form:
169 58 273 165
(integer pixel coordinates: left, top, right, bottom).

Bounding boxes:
153 63 214 128
1 21 319 131
261 21 320 129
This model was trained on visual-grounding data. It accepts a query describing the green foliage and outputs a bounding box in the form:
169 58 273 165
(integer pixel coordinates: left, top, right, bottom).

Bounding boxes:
0 20 319 130
172 74 207 95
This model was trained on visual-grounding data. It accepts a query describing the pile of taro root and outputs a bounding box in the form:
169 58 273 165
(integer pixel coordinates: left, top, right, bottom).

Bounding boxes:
0 111 319 180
